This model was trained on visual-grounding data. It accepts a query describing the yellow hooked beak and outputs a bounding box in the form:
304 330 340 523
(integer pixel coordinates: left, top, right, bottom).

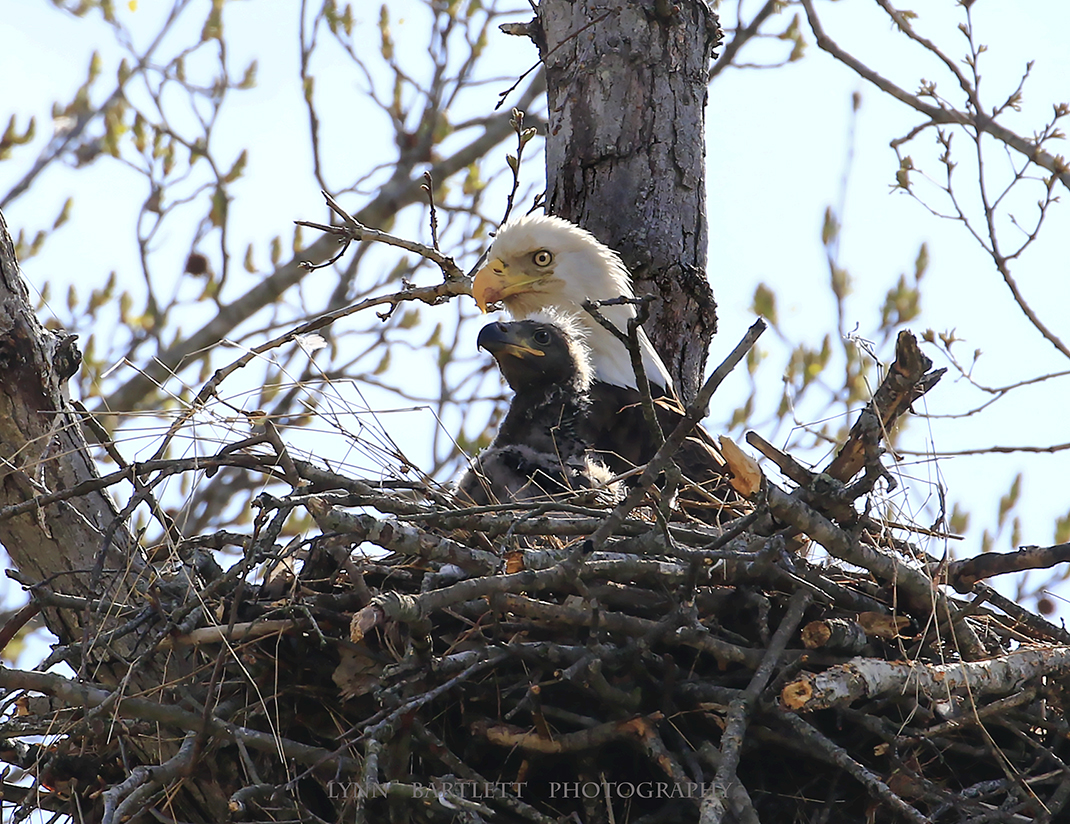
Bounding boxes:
498 343 545 359
472 258 545 313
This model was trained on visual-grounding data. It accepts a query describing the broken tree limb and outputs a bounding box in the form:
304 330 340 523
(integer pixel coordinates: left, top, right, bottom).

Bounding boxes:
801 618 869 653
780 645 1070 712
825 330 945 483
938 542 1070 592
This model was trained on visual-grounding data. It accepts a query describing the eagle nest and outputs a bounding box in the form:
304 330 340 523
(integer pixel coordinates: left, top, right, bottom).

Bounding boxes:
4 327 1070 824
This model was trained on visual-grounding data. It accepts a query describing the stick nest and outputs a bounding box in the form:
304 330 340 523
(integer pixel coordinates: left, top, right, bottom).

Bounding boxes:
4 331 1070 824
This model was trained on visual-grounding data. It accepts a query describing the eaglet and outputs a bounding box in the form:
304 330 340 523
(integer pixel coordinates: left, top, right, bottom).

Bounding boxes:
456 312 617 507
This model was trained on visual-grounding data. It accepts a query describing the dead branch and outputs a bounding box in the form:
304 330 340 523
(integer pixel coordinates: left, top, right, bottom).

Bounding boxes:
776 711 932 824
474 713 664 754
825 330 945 483
765 483 986 660
939 543 1070 592
0 665 363 776
781 645 1070 712
702 589 810 823
801 618 870 654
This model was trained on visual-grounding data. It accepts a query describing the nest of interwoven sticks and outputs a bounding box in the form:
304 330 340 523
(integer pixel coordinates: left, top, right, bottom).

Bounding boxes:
5 330 1070 824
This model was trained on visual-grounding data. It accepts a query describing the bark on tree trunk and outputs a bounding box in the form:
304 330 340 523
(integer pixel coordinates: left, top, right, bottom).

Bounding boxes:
539 0 721 403
0 210 229 821
0 210 144 650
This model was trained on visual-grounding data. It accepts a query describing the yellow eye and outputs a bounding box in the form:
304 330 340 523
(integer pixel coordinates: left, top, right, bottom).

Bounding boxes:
532 250 553 267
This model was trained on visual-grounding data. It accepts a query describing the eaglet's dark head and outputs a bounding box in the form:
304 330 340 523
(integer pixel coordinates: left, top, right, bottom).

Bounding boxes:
477 315 592 394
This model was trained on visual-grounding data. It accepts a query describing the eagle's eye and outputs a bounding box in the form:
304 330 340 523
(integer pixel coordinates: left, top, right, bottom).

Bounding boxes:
532 328 552 346
531 250 553 267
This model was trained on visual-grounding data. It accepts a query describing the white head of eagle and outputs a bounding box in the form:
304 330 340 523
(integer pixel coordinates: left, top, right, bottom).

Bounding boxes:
473 212 675 394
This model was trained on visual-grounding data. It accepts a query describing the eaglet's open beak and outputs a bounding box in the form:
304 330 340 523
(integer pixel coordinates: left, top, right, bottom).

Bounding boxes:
472 259 545 313
476 322 545 359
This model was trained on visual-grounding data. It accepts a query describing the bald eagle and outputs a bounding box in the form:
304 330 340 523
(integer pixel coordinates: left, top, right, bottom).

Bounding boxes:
456 312 617 507
473 213 730 507
473 213 673 392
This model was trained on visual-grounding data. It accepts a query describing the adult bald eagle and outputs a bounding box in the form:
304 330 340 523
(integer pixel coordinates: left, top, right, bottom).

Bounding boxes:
473 213 673 392
456 312 617 507
473 213 730 509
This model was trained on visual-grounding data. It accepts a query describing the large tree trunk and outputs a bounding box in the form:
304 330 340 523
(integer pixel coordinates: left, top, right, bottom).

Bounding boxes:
539 0 721 403
0 210 229 821
0 210 145 650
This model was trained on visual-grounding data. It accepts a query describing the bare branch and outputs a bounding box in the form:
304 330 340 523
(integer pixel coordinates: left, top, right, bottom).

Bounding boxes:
799 0 1070 192
940 543 1070 592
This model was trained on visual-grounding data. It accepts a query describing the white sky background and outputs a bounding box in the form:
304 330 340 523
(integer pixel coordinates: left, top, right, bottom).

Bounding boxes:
1 0 1069 651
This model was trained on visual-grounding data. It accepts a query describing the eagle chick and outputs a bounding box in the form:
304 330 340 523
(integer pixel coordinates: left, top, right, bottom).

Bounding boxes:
457 312 617 507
